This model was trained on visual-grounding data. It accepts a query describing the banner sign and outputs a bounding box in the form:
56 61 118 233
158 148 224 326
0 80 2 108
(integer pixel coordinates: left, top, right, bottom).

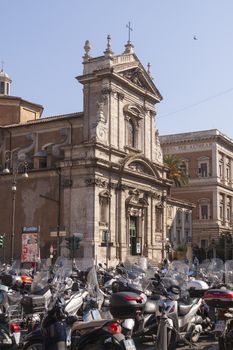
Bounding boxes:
22 226 39 233
21 232 39 262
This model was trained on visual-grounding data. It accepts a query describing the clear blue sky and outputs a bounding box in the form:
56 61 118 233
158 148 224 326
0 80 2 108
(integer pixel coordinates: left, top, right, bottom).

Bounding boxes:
1 0 233 138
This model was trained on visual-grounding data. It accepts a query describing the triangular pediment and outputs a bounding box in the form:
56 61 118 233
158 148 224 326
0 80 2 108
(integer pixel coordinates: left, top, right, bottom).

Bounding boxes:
113 54 162 101
120 67 158 96
121 67 152 92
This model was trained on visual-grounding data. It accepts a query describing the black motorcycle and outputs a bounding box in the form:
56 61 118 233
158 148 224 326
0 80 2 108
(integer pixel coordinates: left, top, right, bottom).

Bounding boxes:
0 313 21 349
22 292 137 350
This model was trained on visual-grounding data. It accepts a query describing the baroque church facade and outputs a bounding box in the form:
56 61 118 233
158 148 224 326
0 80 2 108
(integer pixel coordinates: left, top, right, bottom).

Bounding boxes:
0 37 191 266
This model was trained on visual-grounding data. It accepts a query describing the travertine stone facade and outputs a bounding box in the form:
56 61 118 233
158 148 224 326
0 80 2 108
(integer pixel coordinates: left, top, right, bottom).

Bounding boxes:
0 39 192 266
160 129 233 250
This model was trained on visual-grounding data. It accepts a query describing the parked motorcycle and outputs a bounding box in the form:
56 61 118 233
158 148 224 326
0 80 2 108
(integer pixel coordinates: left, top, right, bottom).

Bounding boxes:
204 259 233 350
154 261 210 349
23 262 136 350
0 313 21 349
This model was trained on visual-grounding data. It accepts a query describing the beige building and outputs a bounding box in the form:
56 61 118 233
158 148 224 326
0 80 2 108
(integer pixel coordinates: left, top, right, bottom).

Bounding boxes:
160 129 233 251
166 197 194 250
0 39 193 266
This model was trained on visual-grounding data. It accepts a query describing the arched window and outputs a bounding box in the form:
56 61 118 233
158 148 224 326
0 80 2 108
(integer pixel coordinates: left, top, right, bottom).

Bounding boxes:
128 119 135 148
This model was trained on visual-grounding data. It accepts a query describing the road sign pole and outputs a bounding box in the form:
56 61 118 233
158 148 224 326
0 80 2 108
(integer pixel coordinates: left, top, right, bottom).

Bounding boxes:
56 225 60 257
72 236 75 259
3 233 5 263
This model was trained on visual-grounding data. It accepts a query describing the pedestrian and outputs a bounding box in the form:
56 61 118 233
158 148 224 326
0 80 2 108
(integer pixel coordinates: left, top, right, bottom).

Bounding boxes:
193 256 199 277
193 256 199 266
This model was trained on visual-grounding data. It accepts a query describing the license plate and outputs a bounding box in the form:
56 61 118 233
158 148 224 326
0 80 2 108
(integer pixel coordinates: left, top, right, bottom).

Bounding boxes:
13 332 21 345
215 320 225 332
123 339 136 350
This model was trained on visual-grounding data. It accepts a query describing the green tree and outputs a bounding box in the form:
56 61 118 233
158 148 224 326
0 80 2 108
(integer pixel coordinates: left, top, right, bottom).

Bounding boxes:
163 154 189 187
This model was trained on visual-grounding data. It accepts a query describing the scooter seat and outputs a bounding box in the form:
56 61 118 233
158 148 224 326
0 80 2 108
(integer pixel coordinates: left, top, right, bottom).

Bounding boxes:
178 300 198 316
178 303 193 316
72 319 110 331
144 300 157 314
8 294 21 305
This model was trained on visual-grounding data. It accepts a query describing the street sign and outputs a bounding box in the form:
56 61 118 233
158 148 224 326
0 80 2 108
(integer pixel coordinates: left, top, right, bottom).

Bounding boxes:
22 226 39 233
50 231 66 237
136 242 141 254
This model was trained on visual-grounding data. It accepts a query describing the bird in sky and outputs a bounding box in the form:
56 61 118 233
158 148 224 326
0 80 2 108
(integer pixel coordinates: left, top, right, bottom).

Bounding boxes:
193 35 198 40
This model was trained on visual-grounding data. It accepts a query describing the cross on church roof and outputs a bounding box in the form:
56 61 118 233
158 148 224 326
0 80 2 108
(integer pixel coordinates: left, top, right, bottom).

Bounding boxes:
1 60 4 72
126 21 133 42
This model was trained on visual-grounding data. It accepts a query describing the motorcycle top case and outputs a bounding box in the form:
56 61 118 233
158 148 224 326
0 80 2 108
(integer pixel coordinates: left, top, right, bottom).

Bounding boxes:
187 279 209 298
21 294 45 314
204 288 233 308
109 291 146 319
0 274 13 287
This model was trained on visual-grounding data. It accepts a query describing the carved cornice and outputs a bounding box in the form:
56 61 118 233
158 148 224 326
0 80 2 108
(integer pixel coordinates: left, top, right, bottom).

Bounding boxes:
101 87 112 95
117 92 125 100
115 183 131 191
85 177 107 188
127 207 143 217
85 177 117 189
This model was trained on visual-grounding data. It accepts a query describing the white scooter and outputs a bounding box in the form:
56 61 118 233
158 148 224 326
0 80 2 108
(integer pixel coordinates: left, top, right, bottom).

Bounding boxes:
155 274 209 350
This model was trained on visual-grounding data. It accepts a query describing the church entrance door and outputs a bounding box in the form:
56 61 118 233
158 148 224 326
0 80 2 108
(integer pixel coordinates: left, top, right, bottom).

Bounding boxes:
129 216 140 256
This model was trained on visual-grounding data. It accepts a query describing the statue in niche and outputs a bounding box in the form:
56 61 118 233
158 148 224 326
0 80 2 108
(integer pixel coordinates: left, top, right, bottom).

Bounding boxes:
96 100 105 123
155 129 163 163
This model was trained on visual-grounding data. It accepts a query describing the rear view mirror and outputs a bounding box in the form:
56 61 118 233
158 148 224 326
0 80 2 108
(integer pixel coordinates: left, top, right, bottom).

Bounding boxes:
151 273 161 287
112 281 120 293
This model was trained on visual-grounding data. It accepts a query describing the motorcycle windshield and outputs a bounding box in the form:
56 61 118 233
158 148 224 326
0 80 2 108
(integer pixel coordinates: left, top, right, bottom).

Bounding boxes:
51 257 73 290
224 260 233 286
165 261 189 296
86 266 104 309
167 261 189 281
204 258 224 286
8 259 21 275
116 261 147 293
30 270 50 293
40 258 52 271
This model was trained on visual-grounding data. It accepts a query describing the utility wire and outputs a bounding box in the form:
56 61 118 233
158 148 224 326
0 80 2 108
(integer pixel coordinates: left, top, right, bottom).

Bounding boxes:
159 87 233 118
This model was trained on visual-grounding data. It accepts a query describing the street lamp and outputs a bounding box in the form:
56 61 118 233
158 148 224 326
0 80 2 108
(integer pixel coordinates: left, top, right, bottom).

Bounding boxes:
161 190 167 260
40 168 61 256
3 151 28 263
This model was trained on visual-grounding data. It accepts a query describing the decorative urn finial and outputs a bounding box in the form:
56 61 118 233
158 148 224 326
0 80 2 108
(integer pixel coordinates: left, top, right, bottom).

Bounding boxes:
104 34 114 58
83 40 91 61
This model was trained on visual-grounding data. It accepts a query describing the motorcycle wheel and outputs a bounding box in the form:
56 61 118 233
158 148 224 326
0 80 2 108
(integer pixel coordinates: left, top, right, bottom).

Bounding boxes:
22 341 43 350
190 330 201 343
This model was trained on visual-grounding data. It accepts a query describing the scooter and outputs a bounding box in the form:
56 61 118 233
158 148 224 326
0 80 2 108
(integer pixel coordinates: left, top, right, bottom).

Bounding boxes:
23 263 136 350
22 293 136 350
204 287 233 350
154 273 206 350
0 313 21 349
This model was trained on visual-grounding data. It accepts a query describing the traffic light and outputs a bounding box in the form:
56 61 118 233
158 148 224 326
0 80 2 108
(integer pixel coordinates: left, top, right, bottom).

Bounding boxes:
0 235 4 248
65 237 73 250
65 236 82 257
74 236 81 249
